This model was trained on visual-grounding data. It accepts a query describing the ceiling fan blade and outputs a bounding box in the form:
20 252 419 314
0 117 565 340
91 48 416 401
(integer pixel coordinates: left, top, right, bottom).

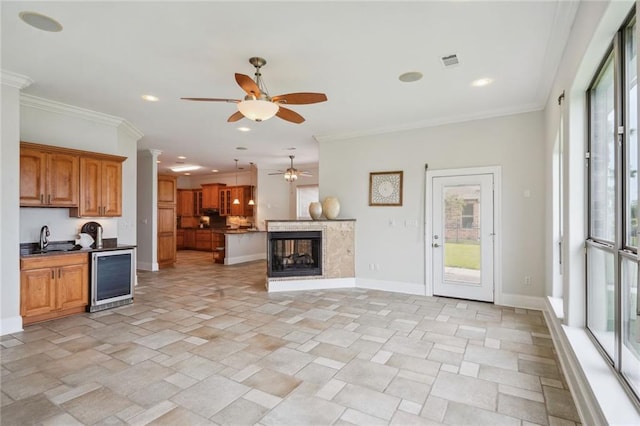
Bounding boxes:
272 92 328 105
235 73 261 97
276 106 305 124
181 97 240 103
227 111 245 122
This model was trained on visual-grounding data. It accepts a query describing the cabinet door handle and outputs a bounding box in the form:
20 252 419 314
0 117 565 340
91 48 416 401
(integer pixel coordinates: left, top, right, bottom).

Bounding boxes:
48 194 51 204
40 194 44 204
51 270 54 279
58 269 61 279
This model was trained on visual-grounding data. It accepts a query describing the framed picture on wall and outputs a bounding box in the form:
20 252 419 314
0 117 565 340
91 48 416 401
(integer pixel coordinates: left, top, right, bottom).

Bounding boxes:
369 171 403 206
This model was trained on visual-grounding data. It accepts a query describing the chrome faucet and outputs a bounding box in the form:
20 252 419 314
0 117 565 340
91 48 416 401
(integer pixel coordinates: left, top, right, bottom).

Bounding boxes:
39 225 50 250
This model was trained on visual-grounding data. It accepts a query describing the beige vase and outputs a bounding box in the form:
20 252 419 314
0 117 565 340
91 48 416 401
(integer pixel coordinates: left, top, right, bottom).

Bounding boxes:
322 197 340 220
308 202 323 220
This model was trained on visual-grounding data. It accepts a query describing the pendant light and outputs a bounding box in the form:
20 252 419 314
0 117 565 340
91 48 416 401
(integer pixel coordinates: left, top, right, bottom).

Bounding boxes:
232 159 240 205
248 162 255 206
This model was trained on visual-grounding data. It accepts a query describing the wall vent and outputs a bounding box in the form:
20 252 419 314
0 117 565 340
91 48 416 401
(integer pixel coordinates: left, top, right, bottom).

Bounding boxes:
441 54 459 67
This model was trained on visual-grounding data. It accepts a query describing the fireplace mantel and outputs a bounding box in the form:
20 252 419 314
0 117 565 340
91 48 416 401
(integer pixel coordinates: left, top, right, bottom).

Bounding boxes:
265 220 355 292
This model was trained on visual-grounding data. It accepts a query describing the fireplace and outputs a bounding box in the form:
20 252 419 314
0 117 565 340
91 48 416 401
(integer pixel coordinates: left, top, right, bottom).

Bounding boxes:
268 231 322 277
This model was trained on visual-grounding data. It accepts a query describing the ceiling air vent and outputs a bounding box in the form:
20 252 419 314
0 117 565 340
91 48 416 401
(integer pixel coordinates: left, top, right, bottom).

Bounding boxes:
441 54 459 68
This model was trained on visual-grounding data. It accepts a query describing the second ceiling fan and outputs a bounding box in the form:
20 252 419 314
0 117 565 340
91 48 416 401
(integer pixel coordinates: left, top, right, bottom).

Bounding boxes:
269 155 312 182
182 57 327 124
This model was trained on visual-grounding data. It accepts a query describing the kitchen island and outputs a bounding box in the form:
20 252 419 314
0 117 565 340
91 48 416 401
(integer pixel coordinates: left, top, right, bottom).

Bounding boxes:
217 230 266 265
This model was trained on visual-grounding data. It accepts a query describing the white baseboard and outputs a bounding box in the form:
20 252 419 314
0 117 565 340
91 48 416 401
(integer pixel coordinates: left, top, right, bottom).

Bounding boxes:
356 278 426 296
498 293 545 310
0 316 23 336
136 261 158 271
542 298 606 426
267 277 355 292
225 253 266 265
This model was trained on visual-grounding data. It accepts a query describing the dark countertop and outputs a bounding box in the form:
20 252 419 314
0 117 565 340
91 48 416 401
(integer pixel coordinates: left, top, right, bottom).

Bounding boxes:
178 227 263 234
20 238 136 257
265 219 356 222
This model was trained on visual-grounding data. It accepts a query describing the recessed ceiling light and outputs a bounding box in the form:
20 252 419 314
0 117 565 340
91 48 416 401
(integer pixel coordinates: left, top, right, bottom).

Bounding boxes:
141 94 159 102
169 165 201 172
211 169 219 173
156 160 161 164
398 71 423 83
177 155 187 160
237 127 251 132
471 78 493 87
184 172 191 176
19 11 63 32
236 146 248 150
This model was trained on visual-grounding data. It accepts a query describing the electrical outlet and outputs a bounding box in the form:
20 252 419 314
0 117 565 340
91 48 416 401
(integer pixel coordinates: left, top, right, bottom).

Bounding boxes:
524 276 532 286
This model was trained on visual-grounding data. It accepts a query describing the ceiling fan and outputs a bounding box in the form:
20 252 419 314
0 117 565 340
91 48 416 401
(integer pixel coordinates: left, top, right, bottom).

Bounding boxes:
269 155 312 182
181 57 327 124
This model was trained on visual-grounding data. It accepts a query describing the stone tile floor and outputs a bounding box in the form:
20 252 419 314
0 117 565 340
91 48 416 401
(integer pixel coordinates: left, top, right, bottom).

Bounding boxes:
0 250 581 425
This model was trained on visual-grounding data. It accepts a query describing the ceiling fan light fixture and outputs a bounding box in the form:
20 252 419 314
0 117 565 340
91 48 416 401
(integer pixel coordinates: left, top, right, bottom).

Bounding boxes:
284 169 298 182
237 99 279 122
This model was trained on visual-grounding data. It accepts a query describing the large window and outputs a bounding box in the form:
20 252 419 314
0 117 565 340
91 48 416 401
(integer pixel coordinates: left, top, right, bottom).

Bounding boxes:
587 12 640 400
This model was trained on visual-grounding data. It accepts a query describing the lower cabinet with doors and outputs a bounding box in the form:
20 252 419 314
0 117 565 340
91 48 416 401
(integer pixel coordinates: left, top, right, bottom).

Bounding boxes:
212 232 225 264
20 253 89 325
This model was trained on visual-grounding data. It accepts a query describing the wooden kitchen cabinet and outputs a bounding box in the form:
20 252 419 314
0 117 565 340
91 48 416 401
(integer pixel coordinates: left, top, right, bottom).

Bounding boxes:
193 190 203 215
20 253 89 325
71 157 124 217
158 174 177 204
202 183 225 210
220 186 254 216
177 189 195 216
195 230 213 251
212 232 225 264
20 146 79 207
183 229 196 249
176 229 185 249
158 174 177 268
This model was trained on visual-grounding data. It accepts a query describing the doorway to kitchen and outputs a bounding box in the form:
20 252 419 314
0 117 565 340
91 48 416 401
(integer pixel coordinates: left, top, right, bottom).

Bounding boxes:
426 167 501 303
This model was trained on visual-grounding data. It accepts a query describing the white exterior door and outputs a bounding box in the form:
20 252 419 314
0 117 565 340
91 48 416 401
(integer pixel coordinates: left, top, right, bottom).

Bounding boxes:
431 173 495 302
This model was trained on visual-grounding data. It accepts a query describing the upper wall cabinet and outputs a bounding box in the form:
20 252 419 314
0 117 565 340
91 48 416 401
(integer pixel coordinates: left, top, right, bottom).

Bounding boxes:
73 157 123 217
21 142 126 217
202 183 225 210
20 146 79 207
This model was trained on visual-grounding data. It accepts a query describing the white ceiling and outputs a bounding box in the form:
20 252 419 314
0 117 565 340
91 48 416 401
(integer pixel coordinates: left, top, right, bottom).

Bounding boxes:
1 1 578 175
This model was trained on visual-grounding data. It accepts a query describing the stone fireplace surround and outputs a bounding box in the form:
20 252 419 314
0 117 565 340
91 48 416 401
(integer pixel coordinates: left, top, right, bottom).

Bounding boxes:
265 220 355 292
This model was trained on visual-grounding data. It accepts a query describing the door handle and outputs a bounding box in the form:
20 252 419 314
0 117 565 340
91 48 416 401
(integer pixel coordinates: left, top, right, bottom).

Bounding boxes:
432 243 440 248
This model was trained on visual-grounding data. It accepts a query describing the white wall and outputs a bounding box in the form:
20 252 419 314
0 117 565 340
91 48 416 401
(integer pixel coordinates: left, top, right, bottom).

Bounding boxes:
0 79 25 335
319 111 545 300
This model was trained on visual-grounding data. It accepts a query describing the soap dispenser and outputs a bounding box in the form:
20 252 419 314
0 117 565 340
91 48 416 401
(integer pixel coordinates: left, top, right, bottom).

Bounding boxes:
96 225 103 249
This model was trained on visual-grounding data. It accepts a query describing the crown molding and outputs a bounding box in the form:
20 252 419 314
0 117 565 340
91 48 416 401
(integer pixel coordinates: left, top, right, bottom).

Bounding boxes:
314 103 543 143
1 70 33 89
118 119 144 142
20 93 143 140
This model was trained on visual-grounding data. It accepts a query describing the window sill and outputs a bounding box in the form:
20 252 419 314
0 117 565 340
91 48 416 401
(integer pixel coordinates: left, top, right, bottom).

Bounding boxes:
545 298 640 425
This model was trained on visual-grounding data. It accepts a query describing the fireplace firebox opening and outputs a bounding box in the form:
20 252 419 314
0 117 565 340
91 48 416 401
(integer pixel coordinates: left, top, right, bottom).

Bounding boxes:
268 231 322 278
